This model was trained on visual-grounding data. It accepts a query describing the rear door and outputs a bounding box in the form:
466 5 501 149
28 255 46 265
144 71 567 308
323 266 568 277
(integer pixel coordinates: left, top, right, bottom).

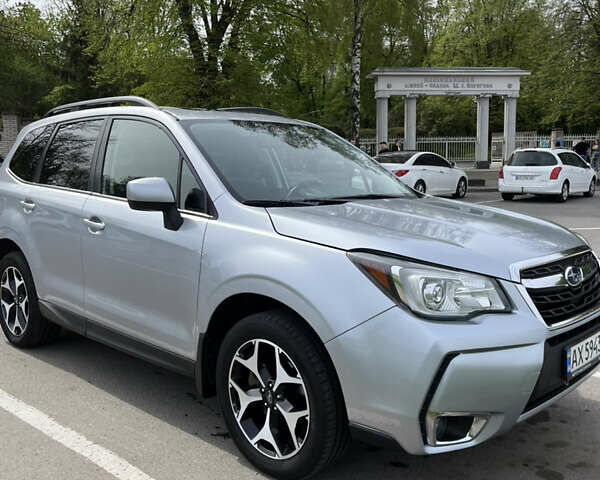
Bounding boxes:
27 118 104 319
81 117 209 358
572 153 593 191
558 153 582 191
412 154 442 193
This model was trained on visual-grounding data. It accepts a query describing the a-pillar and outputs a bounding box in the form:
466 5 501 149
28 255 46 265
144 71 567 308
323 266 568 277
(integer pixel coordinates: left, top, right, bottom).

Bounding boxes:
404 95 417 151
475 95 490 168
376 97 389 151
503 96 517 163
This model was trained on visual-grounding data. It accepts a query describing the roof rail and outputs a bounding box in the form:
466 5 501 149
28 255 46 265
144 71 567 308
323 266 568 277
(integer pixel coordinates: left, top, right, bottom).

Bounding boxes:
44 96 159 118
217 107 288 118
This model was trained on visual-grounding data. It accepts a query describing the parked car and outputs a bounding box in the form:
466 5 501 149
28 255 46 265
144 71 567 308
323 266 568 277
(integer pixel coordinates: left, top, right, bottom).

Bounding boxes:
375 151 468 198
499 148 596 201
2 97 600 480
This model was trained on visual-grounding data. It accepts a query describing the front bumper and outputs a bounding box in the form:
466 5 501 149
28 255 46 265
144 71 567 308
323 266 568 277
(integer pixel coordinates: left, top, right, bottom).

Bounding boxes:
326 280 600 455
498 179 562 195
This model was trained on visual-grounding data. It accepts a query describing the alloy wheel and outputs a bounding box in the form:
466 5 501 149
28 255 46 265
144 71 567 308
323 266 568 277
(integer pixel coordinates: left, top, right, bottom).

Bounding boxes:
458 179 467 197
415 182 425 193
228 338 310 460
1 266 29 337
590 181 596 196
562 183 569 201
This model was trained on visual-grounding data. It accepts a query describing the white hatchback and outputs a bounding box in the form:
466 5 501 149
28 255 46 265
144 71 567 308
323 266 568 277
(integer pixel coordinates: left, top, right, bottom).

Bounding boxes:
375 151 468 198
499 148 596 202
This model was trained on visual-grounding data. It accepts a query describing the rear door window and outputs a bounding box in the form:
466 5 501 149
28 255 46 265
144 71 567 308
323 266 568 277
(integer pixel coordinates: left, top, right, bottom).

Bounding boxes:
509 151 557 167
40 119 104 191
9 125 54 182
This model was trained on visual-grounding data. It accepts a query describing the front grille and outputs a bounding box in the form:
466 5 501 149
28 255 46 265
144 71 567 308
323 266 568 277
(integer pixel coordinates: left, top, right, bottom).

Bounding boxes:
524 252 600 326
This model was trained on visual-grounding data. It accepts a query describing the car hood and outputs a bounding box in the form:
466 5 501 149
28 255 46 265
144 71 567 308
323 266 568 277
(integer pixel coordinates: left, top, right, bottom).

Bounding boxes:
267 197 585 281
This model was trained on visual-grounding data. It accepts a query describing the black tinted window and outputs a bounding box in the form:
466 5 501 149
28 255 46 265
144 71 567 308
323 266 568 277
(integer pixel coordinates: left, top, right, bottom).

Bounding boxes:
180 161 206 213
9 125 54 182
509 151 557 167
375 153 413 164
102 120 180 198
40 120 103 190
413 155 434 166
430 155 450 167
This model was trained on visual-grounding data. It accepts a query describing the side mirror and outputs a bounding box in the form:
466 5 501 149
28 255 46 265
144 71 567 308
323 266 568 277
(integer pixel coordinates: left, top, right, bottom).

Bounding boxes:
127 177 183 231
450 160 456 168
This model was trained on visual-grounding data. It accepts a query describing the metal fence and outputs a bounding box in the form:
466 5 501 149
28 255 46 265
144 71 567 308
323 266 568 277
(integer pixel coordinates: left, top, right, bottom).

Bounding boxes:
359 137 476 163
361 134 598 164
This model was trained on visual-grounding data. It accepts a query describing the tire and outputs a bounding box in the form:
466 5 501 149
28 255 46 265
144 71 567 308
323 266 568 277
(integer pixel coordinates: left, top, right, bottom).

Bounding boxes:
584 179 596 197
501 193 514 201
414 180 426 194
557 181 569 202
216 309 349 480
452 177 467 198
0 251 60 348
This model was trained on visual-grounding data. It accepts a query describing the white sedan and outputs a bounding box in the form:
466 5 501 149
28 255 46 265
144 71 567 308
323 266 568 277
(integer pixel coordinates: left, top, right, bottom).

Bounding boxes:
375 151 468 198
499 148 596 202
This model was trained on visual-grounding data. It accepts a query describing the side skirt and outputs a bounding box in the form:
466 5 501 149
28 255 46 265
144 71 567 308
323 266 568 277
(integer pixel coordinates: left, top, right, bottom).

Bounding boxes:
39 300 197 378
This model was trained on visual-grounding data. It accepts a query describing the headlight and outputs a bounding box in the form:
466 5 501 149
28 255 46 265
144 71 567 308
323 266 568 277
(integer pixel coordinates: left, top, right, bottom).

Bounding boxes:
349 252 510 319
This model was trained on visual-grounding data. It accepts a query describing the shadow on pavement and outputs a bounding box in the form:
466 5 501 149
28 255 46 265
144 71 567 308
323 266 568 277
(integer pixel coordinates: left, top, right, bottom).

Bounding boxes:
22 331 600 480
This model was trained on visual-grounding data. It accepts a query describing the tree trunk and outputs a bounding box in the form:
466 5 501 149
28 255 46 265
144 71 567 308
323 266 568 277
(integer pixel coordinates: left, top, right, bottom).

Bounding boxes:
350 0 364 141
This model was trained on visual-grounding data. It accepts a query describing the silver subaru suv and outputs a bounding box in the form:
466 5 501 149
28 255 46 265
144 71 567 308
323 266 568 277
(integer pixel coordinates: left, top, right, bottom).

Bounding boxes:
1 96 599 479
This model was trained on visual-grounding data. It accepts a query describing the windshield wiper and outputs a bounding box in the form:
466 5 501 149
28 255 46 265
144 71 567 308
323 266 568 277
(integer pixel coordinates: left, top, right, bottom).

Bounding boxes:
242 199 346 207
322 194 408 201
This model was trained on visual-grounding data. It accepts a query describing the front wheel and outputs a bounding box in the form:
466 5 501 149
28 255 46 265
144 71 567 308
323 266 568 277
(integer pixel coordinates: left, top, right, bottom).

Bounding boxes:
452 177 467 198
584 179 596 197
216 310 348 480
0 251 60 348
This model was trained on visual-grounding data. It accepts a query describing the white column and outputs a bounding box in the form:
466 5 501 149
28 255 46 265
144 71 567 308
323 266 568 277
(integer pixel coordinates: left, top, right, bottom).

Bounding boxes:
376 97 389 150
404 96 417 151
504 97 517 163
476 95 490 168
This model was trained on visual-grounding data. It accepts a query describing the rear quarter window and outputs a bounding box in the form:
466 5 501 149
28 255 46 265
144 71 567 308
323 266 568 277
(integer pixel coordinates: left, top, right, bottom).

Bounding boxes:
508 151 557 167
9 125 55 182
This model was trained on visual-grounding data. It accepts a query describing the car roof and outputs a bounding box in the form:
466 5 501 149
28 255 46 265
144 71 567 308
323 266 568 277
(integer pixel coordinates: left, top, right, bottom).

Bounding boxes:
513 148 573 154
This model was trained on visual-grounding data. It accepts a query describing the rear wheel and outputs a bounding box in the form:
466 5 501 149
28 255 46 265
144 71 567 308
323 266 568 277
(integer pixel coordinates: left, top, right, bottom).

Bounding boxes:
584 179 596 197
0 251 60 348
452 177 467 198
216 310 348 480
414 180 426 194
501 193 514 201
557 181 569 202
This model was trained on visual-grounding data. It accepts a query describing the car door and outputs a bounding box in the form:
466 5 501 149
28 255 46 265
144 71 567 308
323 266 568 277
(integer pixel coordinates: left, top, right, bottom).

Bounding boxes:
431 154 457 194
81 117 209 358
573 154 593 191
414 154 444 194
25 119 104 322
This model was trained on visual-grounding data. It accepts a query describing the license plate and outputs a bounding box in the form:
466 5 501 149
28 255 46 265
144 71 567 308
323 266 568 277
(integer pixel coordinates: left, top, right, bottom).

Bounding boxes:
514 175 535 181
566 331 600 379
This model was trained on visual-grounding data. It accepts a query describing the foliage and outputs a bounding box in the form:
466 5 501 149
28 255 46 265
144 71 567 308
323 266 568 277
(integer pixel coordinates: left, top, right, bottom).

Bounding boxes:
1 0 599 134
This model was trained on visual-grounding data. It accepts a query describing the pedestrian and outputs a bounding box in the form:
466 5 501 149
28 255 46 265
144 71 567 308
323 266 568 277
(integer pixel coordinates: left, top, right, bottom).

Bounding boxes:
592 144 600 173
349 138 358 147
378 141 389 155
391 139 402 152
574 137 590 161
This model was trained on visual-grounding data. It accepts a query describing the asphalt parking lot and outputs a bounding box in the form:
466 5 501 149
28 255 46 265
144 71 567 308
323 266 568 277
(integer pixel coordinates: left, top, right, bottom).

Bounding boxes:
1 190 599 480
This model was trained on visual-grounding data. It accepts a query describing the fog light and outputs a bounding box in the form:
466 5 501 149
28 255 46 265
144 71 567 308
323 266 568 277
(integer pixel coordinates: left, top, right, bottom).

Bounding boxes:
426 412 489 446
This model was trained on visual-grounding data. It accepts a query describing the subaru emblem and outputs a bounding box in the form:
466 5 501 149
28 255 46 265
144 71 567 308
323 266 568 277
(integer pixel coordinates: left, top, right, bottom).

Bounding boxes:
564 266 584 287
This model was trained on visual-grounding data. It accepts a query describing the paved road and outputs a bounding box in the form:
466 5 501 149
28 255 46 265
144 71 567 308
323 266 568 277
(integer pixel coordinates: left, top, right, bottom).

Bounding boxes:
1 190 599 480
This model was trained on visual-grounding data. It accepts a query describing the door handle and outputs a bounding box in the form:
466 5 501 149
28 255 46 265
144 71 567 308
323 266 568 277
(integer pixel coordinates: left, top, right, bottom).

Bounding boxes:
83 217 105 233
19 199 35 213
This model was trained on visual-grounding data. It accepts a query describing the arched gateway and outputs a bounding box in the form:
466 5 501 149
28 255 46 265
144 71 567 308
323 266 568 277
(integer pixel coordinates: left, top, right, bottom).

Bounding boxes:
367 67 530 167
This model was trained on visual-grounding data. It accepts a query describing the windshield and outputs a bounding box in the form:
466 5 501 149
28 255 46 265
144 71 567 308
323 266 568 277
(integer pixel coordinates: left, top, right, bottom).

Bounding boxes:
375 152 414 164
183 120 416 204
508 151 557 167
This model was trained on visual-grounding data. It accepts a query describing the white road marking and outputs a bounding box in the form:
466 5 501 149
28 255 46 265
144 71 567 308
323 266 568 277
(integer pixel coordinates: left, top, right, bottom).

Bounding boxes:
594 372 600 379
0 388 156 480
474 199 503 205
572 227 600 231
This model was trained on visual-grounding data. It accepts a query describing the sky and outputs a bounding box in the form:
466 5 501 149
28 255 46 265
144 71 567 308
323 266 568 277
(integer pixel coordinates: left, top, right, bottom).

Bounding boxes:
4 0 50 11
